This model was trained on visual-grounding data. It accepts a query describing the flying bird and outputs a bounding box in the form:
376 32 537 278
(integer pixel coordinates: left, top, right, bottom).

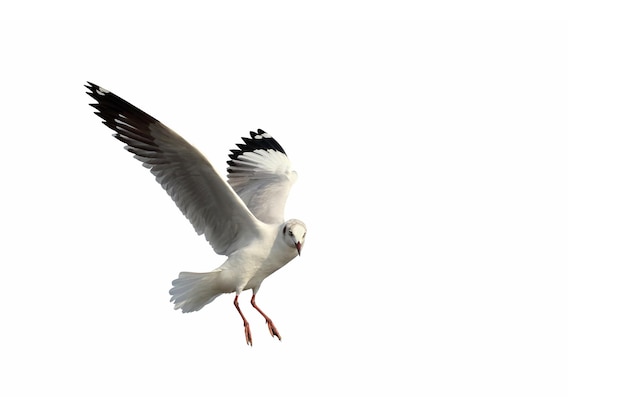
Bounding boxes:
86 82 306 346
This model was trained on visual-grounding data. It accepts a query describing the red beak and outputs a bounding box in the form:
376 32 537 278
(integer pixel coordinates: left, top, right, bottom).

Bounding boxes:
295 242 302 256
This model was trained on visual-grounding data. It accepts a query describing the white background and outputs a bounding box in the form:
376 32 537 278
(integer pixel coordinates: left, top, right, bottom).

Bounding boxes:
1 1 624 415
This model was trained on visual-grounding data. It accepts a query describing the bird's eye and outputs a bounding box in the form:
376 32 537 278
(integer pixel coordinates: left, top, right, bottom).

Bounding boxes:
289 231 293 236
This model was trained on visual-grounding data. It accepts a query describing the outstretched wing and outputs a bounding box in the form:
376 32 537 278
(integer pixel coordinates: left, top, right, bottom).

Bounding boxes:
227 130 298 224
86 82 261 256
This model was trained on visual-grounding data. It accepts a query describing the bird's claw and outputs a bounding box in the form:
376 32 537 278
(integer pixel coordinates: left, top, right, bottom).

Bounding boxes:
244 323 253 346
266 320 282 341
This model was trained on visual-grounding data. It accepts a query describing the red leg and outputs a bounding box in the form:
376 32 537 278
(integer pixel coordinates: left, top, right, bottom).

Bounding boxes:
251 294 282 341
234 295 253 346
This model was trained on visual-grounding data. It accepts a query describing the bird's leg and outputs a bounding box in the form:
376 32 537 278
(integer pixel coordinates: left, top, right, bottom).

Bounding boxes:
251 294 282 341
234 295 253 346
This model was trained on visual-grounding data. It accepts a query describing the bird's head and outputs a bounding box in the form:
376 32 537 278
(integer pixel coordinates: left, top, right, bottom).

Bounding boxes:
283 219 307 255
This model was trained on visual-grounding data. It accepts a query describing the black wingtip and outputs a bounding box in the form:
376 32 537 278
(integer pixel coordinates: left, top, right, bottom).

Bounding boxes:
227 129 287 169
85 81 104 95
85 82 159 128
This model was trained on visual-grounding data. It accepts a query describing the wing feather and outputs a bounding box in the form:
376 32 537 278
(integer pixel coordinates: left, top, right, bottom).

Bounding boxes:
86 82 261 256
227 130 297 224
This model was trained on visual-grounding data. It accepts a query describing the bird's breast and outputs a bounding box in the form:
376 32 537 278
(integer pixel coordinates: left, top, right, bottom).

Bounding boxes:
241 239 297 291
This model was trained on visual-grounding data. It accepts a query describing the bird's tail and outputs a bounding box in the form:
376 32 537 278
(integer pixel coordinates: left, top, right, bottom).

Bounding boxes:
169 271 226 313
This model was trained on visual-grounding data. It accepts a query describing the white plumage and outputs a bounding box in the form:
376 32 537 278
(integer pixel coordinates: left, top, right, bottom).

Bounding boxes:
87 82 306 345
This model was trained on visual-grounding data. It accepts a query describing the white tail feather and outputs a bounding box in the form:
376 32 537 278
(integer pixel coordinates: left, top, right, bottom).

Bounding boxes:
169 271 227 313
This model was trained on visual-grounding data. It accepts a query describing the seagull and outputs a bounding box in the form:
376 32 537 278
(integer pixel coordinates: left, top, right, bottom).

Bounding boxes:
86 82 306 346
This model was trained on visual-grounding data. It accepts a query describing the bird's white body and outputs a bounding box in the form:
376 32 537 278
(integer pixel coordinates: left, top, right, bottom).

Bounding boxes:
171 221 302 313
86 82 306 344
